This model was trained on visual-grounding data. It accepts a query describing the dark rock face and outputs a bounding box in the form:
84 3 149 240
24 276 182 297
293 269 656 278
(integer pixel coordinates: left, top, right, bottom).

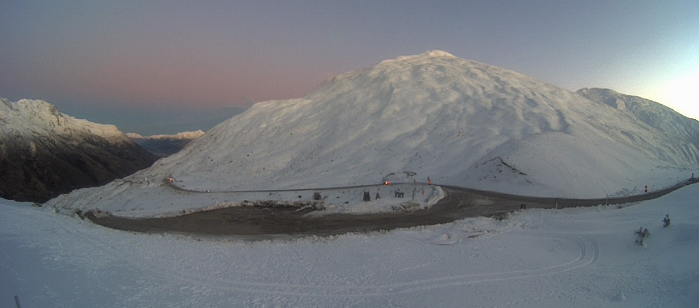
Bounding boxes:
0 99 158 203
1 134 158 203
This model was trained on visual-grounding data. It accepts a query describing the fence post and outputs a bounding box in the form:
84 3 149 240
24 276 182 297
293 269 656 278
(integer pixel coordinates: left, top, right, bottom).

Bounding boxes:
15 295 21 308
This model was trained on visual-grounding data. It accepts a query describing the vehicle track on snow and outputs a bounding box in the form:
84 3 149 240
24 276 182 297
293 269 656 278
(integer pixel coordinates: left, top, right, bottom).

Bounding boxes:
79 177 679 299
73 220 600 298
6 199 602 299
64 213 601 298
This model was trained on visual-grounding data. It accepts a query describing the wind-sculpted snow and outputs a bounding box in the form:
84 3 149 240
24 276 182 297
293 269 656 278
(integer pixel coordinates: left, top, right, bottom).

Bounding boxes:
46 51 699 214
161 52 697 194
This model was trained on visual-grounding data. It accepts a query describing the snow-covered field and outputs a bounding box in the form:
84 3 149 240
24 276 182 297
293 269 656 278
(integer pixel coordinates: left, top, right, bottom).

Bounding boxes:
3 183 698 307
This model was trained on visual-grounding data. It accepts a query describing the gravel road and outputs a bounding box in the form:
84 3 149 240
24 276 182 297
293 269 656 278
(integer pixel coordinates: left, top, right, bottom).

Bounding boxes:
88 178 697 239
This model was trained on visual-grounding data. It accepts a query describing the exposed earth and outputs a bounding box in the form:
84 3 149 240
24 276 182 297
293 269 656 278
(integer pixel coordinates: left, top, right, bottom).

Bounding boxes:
87 178 698 239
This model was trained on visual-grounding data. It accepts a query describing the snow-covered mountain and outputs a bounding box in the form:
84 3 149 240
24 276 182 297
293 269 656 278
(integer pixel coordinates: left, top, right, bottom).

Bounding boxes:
127 130 205 140
128 130 205 157
0 98 158 202
578 87 699 148
47 51 699 215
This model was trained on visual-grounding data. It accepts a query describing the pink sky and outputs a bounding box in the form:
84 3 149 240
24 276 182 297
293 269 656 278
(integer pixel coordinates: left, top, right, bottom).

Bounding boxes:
1 1 697 134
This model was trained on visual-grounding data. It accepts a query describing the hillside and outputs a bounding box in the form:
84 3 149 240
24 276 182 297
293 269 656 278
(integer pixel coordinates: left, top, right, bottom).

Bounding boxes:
46 51 699 215
578 87 699 150
0 98 158 203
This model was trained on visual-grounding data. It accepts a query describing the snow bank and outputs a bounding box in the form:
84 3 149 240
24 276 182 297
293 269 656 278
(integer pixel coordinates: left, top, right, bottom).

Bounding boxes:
47 179 443 218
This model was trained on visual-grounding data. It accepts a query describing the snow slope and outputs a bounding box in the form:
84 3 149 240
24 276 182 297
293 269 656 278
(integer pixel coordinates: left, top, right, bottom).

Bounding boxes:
578 88 699 141
46 51 699 215
4 184 698 307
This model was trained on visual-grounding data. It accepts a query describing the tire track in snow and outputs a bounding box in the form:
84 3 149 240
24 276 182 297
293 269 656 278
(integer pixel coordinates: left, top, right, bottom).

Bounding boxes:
6 206 599 300
77 211 599 298
172 233 598 297
379 233 599 295
87 228 599 298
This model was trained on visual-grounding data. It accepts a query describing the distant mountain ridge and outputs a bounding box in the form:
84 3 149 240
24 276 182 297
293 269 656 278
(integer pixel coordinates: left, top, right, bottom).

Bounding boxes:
578 88 699 148
127 130 205 140
0 98 158 203
128 130 205 157
46 51 699 215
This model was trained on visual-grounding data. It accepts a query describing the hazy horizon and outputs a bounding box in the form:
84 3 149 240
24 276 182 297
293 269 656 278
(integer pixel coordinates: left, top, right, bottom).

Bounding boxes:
2 1 697 134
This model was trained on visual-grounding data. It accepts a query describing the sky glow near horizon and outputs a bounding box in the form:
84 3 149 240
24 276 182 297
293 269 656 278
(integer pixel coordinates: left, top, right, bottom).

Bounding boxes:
1 0 698 134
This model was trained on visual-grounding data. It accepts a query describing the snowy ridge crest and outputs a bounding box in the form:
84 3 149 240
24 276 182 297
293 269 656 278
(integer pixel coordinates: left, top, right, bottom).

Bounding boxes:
381 50 456 64
1 98 125 139
128 130 205 140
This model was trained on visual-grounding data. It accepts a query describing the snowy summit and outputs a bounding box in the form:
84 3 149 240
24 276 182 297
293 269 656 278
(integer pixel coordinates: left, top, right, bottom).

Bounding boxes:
47 51 699 216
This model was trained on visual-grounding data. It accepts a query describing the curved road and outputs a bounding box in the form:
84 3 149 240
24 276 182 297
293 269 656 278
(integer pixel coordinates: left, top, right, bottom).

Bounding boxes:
89 178 698 239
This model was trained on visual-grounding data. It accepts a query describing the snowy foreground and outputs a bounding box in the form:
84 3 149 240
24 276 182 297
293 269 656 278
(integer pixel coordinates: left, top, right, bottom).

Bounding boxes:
3 185 699 307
